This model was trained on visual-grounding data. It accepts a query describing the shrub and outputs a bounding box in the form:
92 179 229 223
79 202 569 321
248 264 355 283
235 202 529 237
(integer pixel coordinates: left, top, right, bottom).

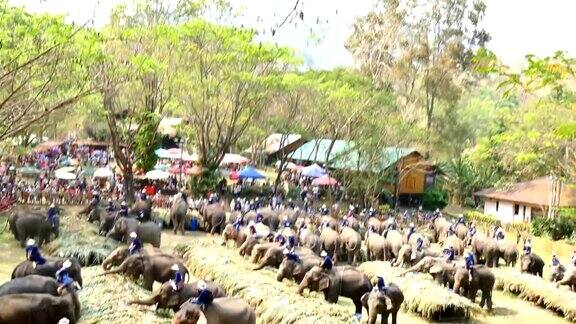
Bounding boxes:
422 187 448 210
464 211 531 233
530 209 576 241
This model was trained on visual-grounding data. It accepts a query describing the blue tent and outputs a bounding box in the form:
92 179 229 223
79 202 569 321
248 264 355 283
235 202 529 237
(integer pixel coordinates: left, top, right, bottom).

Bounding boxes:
238 166 266 180
301 163 327 178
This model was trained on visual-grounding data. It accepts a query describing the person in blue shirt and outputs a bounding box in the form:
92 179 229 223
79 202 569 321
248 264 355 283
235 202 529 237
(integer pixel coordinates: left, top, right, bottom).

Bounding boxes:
254 197 261 209
551 253 560 267
275 233 286 246
55 259 74 294
128 232 142 255
118 201 128 217
465 251 475 280
523 240 532 255
191 280 214 310
386 218 396 231
170 264 184 291
47 203 59 228
140 190 147 201
320 204 329 216
286 235 296 250
443 246 455 262
255 212 264 223
233 199 242 212
90 191 100 207
287 199 295 209
284 248 300 262
320 251 333 271
415 237 424 252
493 222 505 240
25 239 46 268
468 223 477 238
406 223 416 241
282 216 291 228
106 198 115 212
233 214 244 231
340 216 349 228
368 208 376 218
372 276 393 311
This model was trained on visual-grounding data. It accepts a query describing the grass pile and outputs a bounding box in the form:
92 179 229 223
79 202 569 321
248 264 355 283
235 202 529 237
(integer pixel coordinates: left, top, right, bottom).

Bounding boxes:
44 215 118 266
358 261 482 321
492 267 576 321
178 240 358 324
79 266 170 324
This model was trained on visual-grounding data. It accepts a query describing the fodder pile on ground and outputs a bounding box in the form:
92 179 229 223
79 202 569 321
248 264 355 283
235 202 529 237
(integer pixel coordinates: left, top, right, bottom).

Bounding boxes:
179 239 357 324
359 261 482 321
45 216 118 266
492 267 576 321
79 267 170 324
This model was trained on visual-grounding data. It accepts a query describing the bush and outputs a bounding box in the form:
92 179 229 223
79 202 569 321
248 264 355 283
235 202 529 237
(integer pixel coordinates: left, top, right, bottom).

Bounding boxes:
188 170 223 196
422 187 448 210
530 209 576 241
464 211 531 233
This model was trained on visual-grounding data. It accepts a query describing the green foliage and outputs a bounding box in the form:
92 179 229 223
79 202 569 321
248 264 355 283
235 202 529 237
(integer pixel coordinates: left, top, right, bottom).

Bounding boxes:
422 187 448 210
134 111 161 171
531 209 576 240
440 157 499 207
464 211 531 233
187 170 222 196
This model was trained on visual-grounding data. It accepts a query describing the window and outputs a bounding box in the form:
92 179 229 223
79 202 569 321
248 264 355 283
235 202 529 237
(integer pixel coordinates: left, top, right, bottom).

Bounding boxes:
514 204 520 215
496 201 499 211
523 206 526 216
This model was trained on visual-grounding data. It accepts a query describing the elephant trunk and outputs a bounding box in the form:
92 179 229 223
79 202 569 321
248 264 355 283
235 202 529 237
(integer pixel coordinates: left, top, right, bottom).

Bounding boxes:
128 295 158 306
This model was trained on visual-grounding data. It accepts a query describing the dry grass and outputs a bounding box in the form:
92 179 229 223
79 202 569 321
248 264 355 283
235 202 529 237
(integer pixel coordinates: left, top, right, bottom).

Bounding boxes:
359 261 482 321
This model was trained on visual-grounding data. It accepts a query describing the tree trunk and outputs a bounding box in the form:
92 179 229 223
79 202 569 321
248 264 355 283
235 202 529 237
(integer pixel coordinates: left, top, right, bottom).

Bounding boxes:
123 168 135 204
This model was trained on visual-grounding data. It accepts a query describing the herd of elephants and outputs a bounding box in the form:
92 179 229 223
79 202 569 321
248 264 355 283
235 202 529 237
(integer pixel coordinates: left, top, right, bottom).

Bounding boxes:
1 193 576 324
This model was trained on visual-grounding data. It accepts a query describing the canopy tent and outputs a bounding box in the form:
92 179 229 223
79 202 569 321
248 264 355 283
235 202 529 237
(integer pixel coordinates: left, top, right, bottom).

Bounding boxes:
301 163 327 178
155 148 198 161
238 166 266 180
229 170 239 180
220 153 250 165
146 170 170 180
154 163 169 171
55 166 77 174
17 166 42 176
93 168 114 178
274 160 298 170
311 175 338 186
55 171 76 180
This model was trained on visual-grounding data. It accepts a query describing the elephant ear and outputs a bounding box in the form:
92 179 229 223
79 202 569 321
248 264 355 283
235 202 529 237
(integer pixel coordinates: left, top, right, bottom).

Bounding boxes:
360 292 369 311
292 265 303 278
319 276 330 291
197 309 208 324
429 265 443 275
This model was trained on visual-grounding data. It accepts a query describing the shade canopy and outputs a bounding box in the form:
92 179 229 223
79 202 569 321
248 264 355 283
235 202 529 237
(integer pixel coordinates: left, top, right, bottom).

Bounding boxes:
146 170 170 180
93 168 114 178
238 166 266 180
220 153 250 165
301 163 327 178
312 175 338 186
155 148 198 161
55 171 76 180
55 166 76 173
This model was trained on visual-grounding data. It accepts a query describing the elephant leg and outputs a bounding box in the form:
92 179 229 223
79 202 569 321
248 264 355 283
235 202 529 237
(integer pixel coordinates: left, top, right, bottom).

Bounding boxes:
353 299 362 315
367 248 372 262
143 276 154 291
367 308 377 324
390 311 397 324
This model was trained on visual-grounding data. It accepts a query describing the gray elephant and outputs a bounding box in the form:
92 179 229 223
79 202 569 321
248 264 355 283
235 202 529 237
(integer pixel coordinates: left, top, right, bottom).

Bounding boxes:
101 253 189 290
384 230 403 262
253 246 314 271
469 234 499 267
366 217 383 234
454 223 468 241
432 216 452 243
443 234 464 256
276 253 322 283
361 283 404 324
222 224 249 248
495 240 518 267
87 206 117 235
170 195 189 235
340 227 362 265
394 244 441 268
129 199 153 222
0 275 59 297
365 230 386 261
320 226 341 263
520 253 544 277
299 229 322 255
0 285 80 324
318 215 339 231
12 257 83 288
172 297 256 324
108 217 161 247
556 267 576 291
298 265 372 315
14 214 55 247
197 202 226 234
453 265 495 311
102 245 164 270
128 280 226 311
550 264 566 282
400 256 463 285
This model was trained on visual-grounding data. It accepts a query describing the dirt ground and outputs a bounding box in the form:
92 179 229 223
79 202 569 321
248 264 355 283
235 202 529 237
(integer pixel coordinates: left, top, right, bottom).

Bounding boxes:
0 207 571 323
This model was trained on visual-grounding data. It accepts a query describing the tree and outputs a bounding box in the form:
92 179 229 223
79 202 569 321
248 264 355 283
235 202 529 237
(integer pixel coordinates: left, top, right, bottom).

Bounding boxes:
0 3 96 142
346 0 490 132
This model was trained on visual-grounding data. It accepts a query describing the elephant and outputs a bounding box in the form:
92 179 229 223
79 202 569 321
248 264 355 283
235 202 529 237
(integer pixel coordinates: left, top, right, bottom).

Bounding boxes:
253 246 314 271
276 253 322 283
344 216 361 232
469 234 499 267
394 244 442 268
102 245 164 270
198 203 226 234
317 215 339 231
0 275 59 297
366 217 383 234
454 223 468 241
87 206 117 235
443 234 464 256
384 230 403 262
339 227 362 265
299 229 322 255
297 265 372 315
0 285 80 324
555 266 576 291
129 199 153 222
238 235 272 257
14 214 55 247
320 226 341 263
406 233 431 249
495 240 518 267
520 253 544 277
12 258 83 288
256 207 281 230
171 196 189 235
453 265 495 311
399 256 463 285
361 283 404 324
172 297 256 324
108 217 161 247
550 264 566 283
128 280 226 311
365 231 386 261
222 224 249 248
102 253 189 290
432 216 452 243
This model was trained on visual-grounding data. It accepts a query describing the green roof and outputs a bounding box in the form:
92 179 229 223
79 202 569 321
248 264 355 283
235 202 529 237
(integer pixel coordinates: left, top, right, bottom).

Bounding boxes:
330 147 418 172
289 139 355 164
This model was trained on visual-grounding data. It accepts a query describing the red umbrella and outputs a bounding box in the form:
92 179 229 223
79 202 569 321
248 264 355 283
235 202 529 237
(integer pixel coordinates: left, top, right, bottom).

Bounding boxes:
311 175 338 186
229 171 239 180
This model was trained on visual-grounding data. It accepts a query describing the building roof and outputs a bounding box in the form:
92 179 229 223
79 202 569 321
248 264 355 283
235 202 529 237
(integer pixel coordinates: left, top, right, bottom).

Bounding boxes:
330 147 418 172
475 177 576 207
243 133 302 155
289 139 355 164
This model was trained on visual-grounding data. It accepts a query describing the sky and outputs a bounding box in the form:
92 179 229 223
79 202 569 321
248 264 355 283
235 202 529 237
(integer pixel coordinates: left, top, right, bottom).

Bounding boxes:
8 0 576 70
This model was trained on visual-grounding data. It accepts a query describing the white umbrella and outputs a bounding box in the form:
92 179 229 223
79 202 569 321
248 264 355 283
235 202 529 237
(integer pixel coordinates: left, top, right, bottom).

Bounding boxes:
220 153 250 165
55 171 76 180
56 166 76 173
146 170 170 180
93 167 114 178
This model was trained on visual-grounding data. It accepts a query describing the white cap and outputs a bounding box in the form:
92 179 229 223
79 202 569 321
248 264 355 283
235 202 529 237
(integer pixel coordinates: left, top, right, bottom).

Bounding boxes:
283 248 290 255
458 214 463 217
108 198 112 202
63 259 72 269
320 250 328 257
130 232 137 238
27 238 36 246
322 204 327 209
121 201 126 206
409 222 414 227
50 203 55 208
92 190 98 195
435 208 440 212
197 280 207 290
171 264 179 271
349 205 354 211
141 189 146 193
58 318 70 324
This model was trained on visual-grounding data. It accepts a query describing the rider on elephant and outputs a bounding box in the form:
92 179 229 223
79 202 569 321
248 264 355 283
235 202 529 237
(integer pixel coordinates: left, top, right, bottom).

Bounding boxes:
347 205 355 217
275 233 287 246
140 190 148 201
233 199 242 212
320 251 333 271
386 218 396 231
287 199 295 209
286 236 296 250
25 239 46 268
431 208 441 221
119 201 128 217
443 246 455 262
170 264 184 292
373 276 393 310
191 281 214 310
465 251 475 280
369 224 377 233
570 250 576 266
255 212 264 223
493 222 505 240
368 208 376 218
91 191 101 206
282 216 291 228
551 253 560 267
233 215 245 231
128 232 142 255
468 223 477 238
523 240 532 255
254 197 261 209
341 216 350 228
415 237 424 253
47 203 59 228
406 223 416 241
55 259 74 294
284 248 300 262
320 204 329 216
106 198 115 212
